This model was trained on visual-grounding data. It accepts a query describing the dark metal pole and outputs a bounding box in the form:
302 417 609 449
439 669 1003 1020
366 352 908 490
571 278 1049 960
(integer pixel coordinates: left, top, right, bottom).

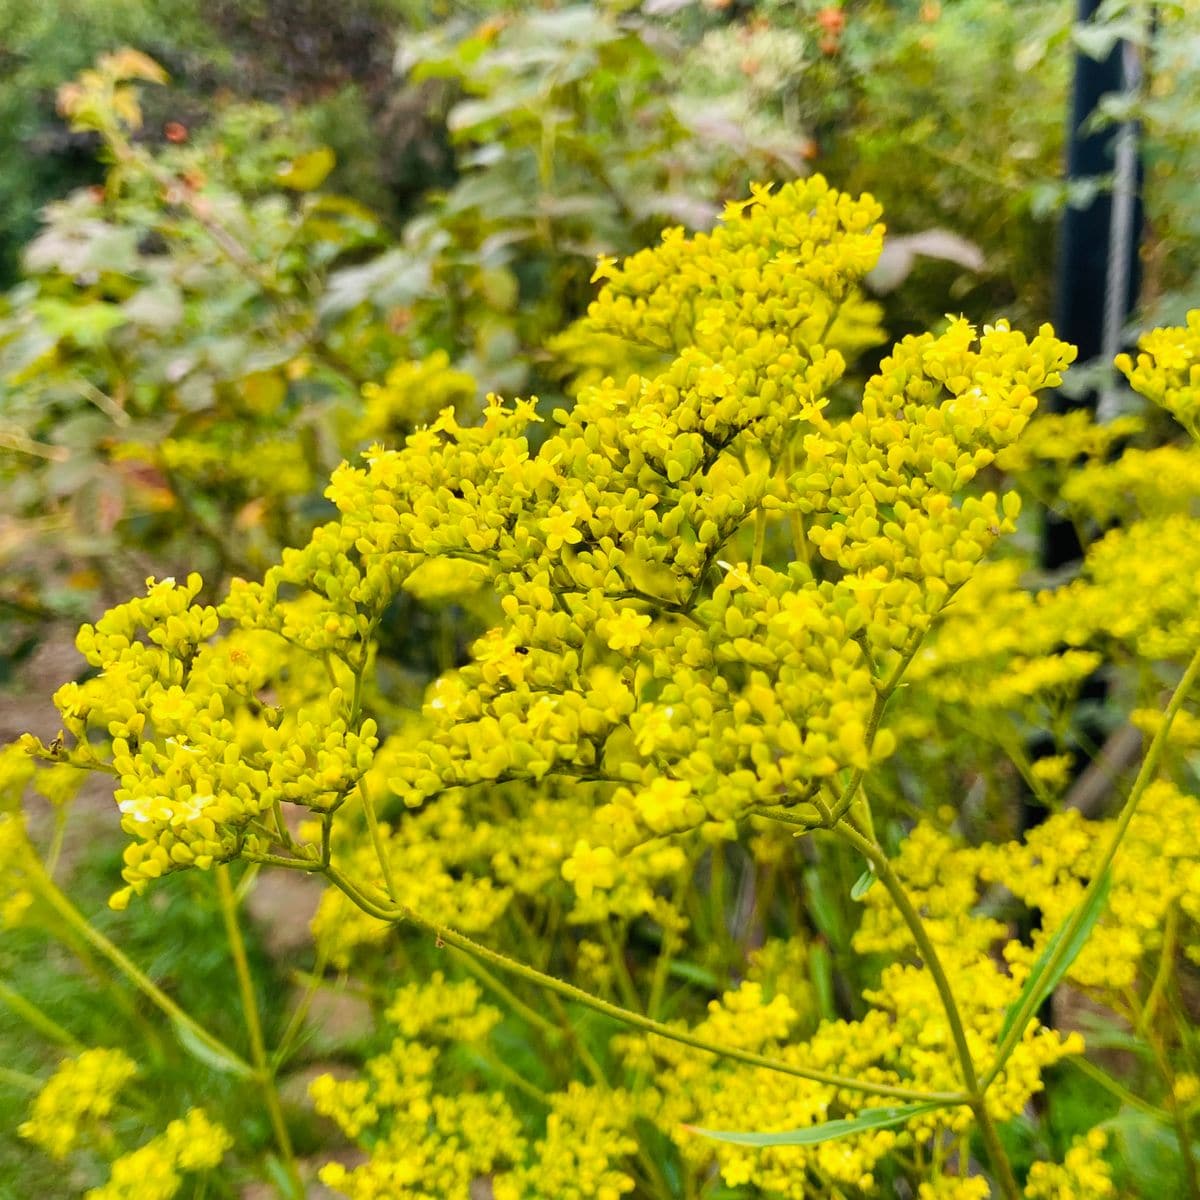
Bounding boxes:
1045 0 1144 570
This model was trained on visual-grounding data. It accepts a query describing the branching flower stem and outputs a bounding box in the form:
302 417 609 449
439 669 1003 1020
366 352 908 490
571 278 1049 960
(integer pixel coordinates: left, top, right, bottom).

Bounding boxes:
312 859 963 1105
833 820 1020 1200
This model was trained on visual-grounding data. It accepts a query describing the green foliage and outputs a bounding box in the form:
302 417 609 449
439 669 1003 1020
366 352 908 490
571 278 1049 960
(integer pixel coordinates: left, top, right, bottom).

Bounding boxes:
0 56 409 645
5 11 1200 1200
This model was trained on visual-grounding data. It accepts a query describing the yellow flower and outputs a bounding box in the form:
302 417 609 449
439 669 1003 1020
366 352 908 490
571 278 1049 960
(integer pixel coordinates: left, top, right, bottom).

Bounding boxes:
562 840 618 899
602 608 652 652
590 253 619 283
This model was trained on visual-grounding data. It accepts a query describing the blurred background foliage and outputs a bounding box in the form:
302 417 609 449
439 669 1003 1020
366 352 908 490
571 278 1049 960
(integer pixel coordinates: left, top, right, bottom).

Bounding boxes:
3 0 1198 663
4 2 1200 1196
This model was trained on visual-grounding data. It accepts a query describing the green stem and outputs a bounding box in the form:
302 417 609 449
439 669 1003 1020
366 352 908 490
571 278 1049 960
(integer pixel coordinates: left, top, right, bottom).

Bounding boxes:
1067 1055 1166 1121
826 624 929 826
600 920 643 1013
751 506 767 570
215 866 303 1198
357 777 397 901
271 941 330 1071
448 946 564 1042
1138 901 1178 1038
834 824 981 1092
0 979 83 1050
986 644 1200 1088
321 861 960 1104
44 806 69 879
0 1065 43 1092
833 820 1020 1200
28 869 249 1073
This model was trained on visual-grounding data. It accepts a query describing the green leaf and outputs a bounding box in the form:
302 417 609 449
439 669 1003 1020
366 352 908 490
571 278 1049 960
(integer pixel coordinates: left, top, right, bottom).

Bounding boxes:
851 868 876 901
170 1015 254 1078
277 147 336 191
998 869 1113 1044
684 1101 948 1147
264 1154 306 1200
808 941 835 1022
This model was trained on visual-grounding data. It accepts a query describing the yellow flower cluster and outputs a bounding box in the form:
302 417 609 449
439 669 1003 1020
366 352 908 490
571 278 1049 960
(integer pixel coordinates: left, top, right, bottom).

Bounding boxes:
858 779 1200 998
18 177 1078 945
626 982 906 1195
1116 308 1200 439
993 409 1142 477
919 1177 992 1200
907 563 1102 714
0 811 35 926
798 317 1072 601
312 974 636 1200
495 1083 638 1200
1061 443 1200 524
18 1048 138 1159
981 779 1200 988
1023 1131 1114 1200
86 1108 232 1200
23 574 380 907
358 350 478 441
1050 514 1200 659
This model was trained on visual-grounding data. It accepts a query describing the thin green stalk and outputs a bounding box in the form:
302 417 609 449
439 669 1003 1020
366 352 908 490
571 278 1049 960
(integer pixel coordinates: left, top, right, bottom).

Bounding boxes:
272 942 331 1072
44 806 69 879
0 1065 43 1092
647 866 691 1022
29 868 250 1074
1150 1033 1200 1200
215 866 302 1198
0 979 83 1050
466 1046 550 1106
357 777 396 901
826 624 930 826
1138 901 1178 1038
751 506 768 570
1067 1055 1166 1121
833 820 1020 1200
600 920 643 1014
986 645 1200 1087
545 991 609 1088
321 860 961 1104
833 824 981 1092
448 946 564 1042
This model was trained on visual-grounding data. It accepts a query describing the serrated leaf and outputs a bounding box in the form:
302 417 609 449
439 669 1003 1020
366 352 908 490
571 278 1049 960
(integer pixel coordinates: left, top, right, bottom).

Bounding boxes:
684 1101 947 1147
171 1015 254 1078
999 868 1113 1044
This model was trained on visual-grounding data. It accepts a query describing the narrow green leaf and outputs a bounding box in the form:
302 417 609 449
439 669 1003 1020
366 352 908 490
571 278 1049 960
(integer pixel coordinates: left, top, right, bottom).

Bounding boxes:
264 1154 306 1200
850 868 876 901
999 868 1113 1044
808 942 835 1022
684 1101 947 1147
170 1016 254 1078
